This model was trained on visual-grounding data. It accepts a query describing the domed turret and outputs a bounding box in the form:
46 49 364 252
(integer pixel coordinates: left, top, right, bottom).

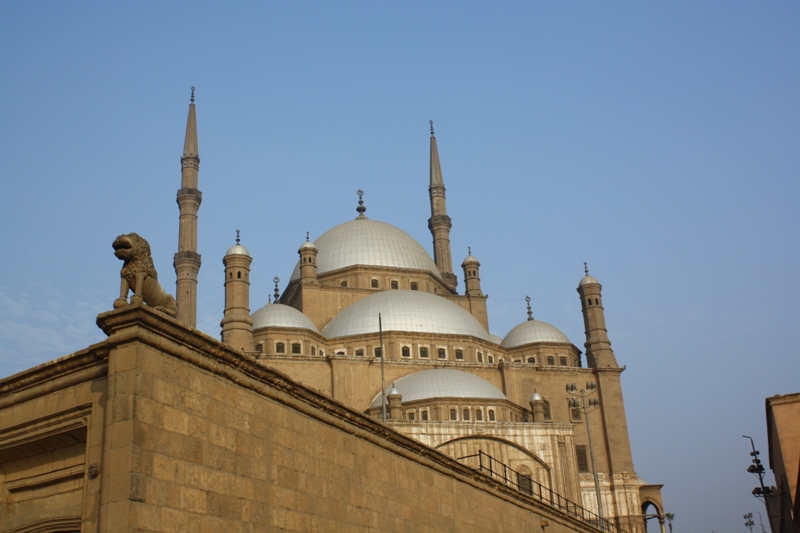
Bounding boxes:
298 232 318 284
221 230 254 351
461 247 482 296
577 263 617 368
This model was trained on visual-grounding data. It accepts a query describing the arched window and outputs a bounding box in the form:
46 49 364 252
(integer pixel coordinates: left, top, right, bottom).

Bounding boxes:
437 348 446 359
547 356 555 366
374 347 382 358
488 409 496 421
450 409 457 421
391 280 398 289
560 356 568 366
276 342 285 354
543 400 552 421
401 346 411 358
475 409 483 421
410 282 418 291
355 349 364 357
419 347 429 358
237 271 241 279
291 343 301 354
311 346 316 356
570 403 582 422
488 355 494 364
421 410 428 421
371 279 379 288
256 343 263 354
463 409 470 421
527 357 536 364
455 349 464 360
477 352 484 363
517 466 533 495
408 412 415 421
336 351 345 356
340 280 348 287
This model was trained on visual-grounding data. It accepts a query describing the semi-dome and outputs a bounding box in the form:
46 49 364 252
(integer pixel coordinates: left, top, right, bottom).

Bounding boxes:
370 369 507 408
251 303 319 332
322 290 491 341
501 320 571 347
290 218 441 281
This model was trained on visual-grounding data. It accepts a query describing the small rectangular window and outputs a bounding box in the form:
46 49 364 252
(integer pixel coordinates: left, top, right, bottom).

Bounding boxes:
576 445 589 473
455 349 464 360
437 348 446 359
371 279 379 288
391 280 398 289
401 346 411 358
419 347 429 358
410 282 418 290
374 347 382 358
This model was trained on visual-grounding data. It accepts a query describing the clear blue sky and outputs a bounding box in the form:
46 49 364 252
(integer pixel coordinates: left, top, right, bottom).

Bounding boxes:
1 3 798 532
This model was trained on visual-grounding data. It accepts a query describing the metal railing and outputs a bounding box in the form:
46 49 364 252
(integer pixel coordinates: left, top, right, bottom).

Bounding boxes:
457 451 622 533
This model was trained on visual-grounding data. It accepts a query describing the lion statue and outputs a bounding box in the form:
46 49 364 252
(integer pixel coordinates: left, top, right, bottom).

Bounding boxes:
113 233 178 317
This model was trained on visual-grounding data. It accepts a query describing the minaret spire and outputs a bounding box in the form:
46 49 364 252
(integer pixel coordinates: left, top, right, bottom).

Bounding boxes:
427 121 457 291
174 87 203 327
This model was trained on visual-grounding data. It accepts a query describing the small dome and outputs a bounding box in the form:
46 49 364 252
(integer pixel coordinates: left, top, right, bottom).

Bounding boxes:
579 274 599 286
502 320 571 347
290 218 441 281
322 290 491 341
226 243 250 256
370 369 507 408
251 303 319 332
299 240 318 252
462 254 479 265
488 334 503 345
531 392 542 402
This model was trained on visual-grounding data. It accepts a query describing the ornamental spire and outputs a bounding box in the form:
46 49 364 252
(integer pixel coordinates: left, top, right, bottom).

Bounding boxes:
356 189 367 219
183 86 198 159
526 295 534 321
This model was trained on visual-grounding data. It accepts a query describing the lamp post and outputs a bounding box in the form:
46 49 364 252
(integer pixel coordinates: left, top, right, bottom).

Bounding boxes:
568 382 604 530
742 435 772 532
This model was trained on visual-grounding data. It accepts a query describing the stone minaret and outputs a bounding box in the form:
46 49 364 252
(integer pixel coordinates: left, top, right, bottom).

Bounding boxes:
577 263 618 368
174 88 202 327
221 231 254 351
427 121 457 292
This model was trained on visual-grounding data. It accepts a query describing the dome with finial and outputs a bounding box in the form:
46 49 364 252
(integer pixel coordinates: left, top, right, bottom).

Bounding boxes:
462 246 479 265
579 262 600 286
501 296 571 347
226 230 250 256
289 190 442 282
299 231 318 252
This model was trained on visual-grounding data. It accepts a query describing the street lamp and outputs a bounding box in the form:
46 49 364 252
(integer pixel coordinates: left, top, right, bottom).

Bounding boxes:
568 382 604 530
742 436 772 532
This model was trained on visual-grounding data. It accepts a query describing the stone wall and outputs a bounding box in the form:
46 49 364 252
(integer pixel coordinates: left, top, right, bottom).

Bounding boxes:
0 304 609 533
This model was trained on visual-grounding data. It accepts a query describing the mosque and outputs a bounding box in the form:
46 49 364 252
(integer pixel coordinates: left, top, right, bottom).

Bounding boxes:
177 94 667 530
0 93 665 532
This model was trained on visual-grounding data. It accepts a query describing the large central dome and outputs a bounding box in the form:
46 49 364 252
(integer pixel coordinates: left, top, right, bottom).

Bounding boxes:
322 290 491 341
290 218 442 281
